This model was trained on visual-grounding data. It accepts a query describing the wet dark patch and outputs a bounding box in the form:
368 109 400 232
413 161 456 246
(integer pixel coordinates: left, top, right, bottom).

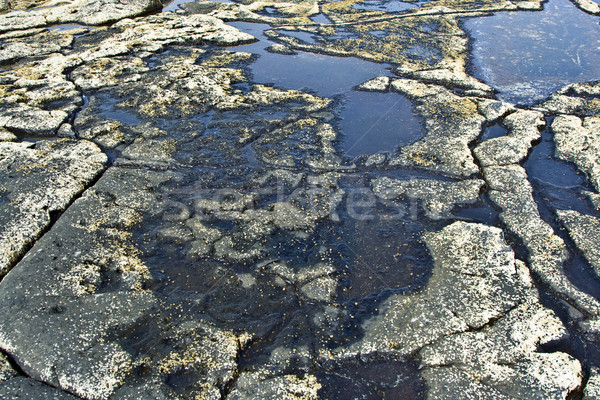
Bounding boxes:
338 91 423 157
481 123 507 141
317 359 426 400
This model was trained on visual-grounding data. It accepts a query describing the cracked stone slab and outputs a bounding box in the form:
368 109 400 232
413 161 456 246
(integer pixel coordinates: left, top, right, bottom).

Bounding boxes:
0 0 162 32
371 176 484 219
389 79 485 177
0 139 107 276
556 209 600 279
474 109 545 167
483 164 600 317
551 114 600 192
336 221 533 358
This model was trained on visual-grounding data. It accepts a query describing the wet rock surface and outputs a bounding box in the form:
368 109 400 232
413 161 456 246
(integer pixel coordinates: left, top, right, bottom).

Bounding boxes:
0 0 599 398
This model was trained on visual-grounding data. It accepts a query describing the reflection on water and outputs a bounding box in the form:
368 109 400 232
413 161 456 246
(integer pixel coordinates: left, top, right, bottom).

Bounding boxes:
353 0 418 12
339 91 422 157
230 22 392 97
465 0 600 104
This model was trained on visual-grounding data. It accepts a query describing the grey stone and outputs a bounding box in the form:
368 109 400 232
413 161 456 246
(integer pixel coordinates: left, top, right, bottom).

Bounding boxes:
0 376 80 400
0 129 16 142
266 43 296 55
390 79 485 177
556 209 600 279
483 164 600 316
339 222 532 358
371 177 484 219
357 76 391 92
474 109 544 166
0 139 107 276
584 367 600 400
552 115 600 192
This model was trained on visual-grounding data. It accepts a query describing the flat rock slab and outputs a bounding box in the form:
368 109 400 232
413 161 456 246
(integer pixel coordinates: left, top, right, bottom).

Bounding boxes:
0 139 107 276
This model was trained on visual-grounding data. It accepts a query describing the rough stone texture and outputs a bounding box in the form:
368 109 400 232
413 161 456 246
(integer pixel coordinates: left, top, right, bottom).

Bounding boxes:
552 115 600 192
474 109 545 167
483 164 600 317
0 376 81 400
556 210 600 279
0 129 16 142
371 177 484 219
357 76 391 92
0 139 107 276
390 79 485 177
339 222 535 357
0 353 16 383
584 367 600 400
335 221 579 397
0 0 162 32
421 298 580 400
540 81 600 116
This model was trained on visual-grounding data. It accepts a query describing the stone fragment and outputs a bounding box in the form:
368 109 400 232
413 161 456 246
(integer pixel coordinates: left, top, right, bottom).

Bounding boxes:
357 76 391 92
474 109 544 166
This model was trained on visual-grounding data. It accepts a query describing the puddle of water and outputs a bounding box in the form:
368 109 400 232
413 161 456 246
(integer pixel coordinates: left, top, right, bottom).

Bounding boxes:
481 123 507 141
310 13 332 24
353 0 418 12
464 0 600 104
230 22 392 97
339 91 422 157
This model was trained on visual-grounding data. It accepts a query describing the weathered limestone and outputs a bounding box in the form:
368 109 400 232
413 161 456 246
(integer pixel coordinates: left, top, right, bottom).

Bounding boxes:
334 221 579 397
371 177 484 219
584 367 600 400
0 139 107 276
556 210 600 279
483 164 600 317
474 109 544 167
390 79 485 177
551 115 600 192
0 0 162 32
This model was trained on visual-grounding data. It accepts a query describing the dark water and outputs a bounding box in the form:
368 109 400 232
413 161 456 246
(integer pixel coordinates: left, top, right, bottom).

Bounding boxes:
230 22 393 97
464 0 600 104
338 91 423 157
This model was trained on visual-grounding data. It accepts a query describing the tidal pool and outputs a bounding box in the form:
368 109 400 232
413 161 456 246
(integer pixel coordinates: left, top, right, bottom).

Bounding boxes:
464 0 600 104
230 22 392 97
338 91 423 157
